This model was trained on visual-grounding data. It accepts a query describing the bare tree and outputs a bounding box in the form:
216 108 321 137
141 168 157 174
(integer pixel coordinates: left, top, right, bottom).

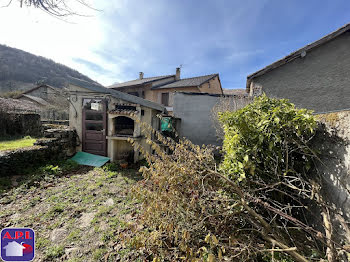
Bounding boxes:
1 0 98 17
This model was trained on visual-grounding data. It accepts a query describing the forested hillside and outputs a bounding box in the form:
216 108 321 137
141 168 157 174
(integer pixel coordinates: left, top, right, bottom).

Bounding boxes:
0 44 95 95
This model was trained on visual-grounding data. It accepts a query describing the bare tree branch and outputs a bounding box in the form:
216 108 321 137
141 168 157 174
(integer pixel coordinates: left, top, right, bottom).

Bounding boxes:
0 0 100 17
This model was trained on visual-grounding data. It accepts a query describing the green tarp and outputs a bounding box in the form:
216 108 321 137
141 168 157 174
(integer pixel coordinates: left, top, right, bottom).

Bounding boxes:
71 151 110 167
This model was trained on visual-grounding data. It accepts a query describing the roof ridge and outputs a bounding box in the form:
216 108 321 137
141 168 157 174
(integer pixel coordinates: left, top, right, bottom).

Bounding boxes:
247 22 350 83
108 74 175 88
119 74 174 82
143 74 174 79
151 73 219 90
178 73 218 81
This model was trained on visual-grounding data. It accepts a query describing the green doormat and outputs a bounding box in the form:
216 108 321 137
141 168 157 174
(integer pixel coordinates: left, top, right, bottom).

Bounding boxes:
71 151 110 167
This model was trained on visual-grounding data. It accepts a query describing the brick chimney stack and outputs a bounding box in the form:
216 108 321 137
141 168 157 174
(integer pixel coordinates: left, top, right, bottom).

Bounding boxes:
139 72 144 80
175 67 181 80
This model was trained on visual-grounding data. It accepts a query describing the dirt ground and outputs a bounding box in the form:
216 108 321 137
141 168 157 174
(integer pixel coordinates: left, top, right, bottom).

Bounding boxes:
0 162 144 261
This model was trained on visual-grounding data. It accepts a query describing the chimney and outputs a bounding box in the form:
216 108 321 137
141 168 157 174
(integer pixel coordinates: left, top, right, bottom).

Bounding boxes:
175 67 181 80
139 72 144 80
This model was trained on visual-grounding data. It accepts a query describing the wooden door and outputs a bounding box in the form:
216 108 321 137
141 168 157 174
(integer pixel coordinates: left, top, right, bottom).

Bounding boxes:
82 98 107 156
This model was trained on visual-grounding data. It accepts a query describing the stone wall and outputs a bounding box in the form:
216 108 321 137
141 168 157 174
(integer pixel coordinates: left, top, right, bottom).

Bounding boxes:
0 128 77 176
312 110 350 244
0 112 42 137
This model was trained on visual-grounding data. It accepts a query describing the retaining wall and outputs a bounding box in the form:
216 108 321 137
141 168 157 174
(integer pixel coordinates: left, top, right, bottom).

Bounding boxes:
0 112 42 137
312 111 350 245
0 128 77 176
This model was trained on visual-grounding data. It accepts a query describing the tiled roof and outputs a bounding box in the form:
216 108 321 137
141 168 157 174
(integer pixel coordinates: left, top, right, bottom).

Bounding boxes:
0 97 40 112
152 74 218 89
22 94 51 106
108 75 175 89
68 77 165 112
223 89 247 96
22 84 58 94
108 109 137 115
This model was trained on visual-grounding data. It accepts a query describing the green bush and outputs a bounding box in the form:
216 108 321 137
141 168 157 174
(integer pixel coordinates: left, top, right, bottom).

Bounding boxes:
219 94 316 182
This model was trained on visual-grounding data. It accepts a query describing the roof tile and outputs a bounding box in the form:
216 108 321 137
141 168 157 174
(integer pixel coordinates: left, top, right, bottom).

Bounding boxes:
152 74 218 89
108 75 174 88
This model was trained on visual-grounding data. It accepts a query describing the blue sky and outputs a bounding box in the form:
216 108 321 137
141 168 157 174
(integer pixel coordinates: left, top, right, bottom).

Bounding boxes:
1 0 350 89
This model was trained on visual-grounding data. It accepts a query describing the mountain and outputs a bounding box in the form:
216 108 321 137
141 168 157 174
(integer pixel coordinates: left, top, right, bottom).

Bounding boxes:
0 44 96 95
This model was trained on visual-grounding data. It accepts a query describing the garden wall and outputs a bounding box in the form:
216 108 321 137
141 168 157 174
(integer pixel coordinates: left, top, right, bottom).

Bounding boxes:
312 110 350 244
0 112 42 137
0 128 77 176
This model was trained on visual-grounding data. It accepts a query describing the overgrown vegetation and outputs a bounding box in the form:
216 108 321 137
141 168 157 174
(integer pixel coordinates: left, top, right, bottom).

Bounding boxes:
0 136 36 151
128 95 347 261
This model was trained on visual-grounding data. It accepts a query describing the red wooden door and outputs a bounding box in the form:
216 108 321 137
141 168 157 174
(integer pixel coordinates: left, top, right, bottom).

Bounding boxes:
82 99 107 156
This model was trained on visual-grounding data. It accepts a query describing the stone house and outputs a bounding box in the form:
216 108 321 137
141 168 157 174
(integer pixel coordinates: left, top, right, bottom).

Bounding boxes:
108 68 223 112
16 84 69 120
16 84 68 108
246 23 350 113
68 78 165 162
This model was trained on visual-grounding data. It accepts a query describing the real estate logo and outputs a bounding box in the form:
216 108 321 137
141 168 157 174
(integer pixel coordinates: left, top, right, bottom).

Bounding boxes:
1 228 35 262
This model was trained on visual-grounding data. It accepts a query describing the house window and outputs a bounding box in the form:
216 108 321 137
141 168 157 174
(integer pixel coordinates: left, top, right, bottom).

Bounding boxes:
142 91 145 98
161 93 169 106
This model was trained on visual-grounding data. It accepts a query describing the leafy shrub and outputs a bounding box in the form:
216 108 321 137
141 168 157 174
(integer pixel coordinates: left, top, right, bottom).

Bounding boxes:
219 94 316 182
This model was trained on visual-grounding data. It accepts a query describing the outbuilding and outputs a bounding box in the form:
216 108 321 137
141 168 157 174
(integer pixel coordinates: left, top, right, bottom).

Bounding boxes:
68 78 165 163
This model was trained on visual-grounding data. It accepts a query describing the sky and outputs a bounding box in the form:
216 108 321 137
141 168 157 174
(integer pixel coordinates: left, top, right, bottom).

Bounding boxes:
0 0 350 89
